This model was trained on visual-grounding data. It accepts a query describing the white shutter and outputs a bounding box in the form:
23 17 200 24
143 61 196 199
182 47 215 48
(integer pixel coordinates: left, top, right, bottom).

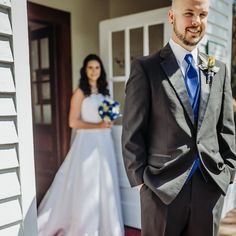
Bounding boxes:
0 65 16 93
0 1 11 8
0 0 37 235
0 147 19 170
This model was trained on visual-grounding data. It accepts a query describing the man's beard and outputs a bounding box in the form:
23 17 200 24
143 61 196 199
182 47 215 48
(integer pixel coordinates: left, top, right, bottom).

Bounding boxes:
173 20 203 46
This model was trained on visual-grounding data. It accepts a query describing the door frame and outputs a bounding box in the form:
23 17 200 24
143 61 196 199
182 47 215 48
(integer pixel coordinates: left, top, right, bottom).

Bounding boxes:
27 2 72 164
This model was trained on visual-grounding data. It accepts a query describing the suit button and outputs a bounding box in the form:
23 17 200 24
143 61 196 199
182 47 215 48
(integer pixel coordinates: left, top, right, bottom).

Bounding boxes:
197 140 200 144
217 162 224 170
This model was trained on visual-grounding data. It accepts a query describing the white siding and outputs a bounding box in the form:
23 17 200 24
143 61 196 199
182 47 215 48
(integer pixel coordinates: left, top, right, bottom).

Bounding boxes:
0 0 37 235
202 0 233 68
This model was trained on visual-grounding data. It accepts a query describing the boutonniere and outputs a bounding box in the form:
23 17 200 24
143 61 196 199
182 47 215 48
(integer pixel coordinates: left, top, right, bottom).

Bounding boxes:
198 55 220 85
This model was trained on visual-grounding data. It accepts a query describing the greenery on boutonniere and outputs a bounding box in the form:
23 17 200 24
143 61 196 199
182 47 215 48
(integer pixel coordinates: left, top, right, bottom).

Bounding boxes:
198 55 220 85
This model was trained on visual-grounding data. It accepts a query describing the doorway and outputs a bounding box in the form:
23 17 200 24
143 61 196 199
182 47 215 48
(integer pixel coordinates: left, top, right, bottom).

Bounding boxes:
27 2 72 203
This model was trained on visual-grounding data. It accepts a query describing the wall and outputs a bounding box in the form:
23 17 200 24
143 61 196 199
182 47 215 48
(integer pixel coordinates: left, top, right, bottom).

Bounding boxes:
232 2 236 97
109 0 171 18
200 0 233 68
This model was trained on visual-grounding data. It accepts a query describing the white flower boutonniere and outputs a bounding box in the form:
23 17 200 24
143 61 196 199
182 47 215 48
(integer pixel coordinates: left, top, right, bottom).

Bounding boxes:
198 55 220 85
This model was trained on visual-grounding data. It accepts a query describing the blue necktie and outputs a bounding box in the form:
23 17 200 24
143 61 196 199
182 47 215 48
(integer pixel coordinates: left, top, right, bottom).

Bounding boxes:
184 54 201 182
184 54 199 121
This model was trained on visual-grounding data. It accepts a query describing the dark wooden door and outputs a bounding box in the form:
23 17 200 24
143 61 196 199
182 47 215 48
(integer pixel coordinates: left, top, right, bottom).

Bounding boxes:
29 25 59 203
28 3 72 204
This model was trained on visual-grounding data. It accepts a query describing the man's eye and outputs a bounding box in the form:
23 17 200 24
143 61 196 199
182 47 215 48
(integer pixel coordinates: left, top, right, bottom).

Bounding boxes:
200 13 207 18
184 12 193 16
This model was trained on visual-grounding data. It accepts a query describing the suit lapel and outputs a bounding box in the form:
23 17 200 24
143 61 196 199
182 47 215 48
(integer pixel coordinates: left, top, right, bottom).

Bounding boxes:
160 44 194 125
197 53 211 131
160 45 220 131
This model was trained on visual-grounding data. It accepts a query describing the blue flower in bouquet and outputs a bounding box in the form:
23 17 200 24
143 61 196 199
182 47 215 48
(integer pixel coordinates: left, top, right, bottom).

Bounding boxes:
98 98 121 122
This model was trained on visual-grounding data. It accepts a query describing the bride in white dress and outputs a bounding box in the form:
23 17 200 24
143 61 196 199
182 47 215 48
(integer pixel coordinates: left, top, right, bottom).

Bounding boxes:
221 175 236 218
37 54 124 236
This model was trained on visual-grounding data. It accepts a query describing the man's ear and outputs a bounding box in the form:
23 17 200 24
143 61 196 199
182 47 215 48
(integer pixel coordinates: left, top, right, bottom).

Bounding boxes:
168 10 174 24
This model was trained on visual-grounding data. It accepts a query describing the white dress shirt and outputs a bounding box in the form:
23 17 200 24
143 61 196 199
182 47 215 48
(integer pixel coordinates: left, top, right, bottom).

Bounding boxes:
169 38 199 78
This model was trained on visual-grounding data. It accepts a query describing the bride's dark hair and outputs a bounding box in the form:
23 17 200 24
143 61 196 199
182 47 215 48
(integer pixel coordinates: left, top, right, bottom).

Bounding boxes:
79 54 110 96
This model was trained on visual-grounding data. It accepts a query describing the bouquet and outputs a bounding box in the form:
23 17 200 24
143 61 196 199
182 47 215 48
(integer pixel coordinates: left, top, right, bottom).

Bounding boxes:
98 98 121 122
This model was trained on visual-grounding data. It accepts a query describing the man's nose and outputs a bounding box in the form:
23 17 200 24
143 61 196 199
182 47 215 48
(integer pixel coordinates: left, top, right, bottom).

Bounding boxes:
192 15 201 26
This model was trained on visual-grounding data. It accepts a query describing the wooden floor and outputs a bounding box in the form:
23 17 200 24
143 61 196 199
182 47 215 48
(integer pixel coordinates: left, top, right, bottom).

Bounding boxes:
125 208 236 236
219 208 236 236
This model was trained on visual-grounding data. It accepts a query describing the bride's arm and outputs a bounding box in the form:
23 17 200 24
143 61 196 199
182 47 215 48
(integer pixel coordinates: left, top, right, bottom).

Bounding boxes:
69 89 111 129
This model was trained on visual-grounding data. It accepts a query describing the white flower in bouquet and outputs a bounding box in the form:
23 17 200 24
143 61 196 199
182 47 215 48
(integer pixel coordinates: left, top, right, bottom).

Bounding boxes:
98 98 121 122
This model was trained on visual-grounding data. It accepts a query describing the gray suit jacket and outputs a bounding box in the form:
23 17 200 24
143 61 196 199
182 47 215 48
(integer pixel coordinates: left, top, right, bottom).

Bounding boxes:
122 44 236 205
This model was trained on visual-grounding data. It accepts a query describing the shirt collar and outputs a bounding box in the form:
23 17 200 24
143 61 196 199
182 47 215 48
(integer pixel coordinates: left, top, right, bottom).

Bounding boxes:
169 38 198 66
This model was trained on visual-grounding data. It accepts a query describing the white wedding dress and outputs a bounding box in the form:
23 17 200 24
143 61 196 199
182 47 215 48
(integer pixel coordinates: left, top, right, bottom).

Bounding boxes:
221 175 236 218
37 93 124 236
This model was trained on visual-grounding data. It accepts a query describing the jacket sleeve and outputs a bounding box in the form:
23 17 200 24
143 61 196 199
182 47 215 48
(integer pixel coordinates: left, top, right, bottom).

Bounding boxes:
121 59 151 187
217 64 236 184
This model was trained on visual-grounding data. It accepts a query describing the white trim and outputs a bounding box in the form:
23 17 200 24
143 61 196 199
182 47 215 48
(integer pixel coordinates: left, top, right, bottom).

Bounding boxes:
11 0 37 235
227 1 233 73
143 25 149 56
125 28 130 78
111 76 127 82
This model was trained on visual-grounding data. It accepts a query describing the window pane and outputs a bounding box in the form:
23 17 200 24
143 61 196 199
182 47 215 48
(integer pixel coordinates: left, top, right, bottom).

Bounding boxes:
34 105 41 124
31 40 39 71
32 71 37 82
113 81 125 125
42 82 51 101
130 27 143 64
43 105 52 124
112 31 125 76
149 24 164 55
40 38 49 69
42 74 50 82
32 83 38 104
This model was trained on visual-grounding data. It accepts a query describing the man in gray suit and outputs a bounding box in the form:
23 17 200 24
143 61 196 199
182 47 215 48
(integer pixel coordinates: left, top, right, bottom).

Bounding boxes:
122 0 236 235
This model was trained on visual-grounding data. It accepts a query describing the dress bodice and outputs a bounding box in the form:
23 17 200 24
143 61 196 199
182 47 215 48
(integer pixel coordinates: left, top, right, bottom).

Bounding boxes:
81 93 105 123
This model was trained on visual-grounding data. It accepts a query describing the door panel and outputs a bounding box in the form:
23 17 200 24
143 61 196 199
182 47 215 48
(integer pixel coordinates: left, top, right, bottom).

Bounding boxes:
29 25 59 203
100 7 171 228
28 2 72 205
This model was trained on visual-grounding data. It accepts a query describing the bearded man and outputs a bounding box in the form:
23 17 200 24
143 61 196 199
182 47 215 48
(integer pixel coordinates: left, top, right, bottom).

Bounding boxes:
122 0 236 235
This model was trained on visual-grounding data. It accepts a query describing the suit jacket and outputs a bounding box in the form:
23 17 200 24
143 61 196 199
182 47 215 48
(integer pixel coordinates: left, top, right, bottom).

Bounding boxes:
122 43 236 205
